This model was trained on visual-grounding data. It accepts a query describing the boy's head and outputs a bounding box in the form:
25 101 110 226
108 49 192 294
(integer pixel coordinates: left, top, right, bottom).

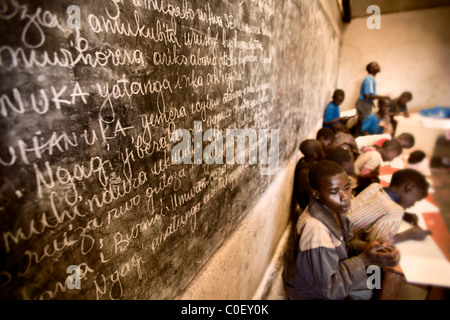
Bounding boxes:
299 139 325 162
408 150 426 165
332 89 345 106
395 132 415 149
366 62 381 75
378 98 391 115
326 147 355 176
389 169 429 209
381 139 403 161
309 160 352 215
331 123 346 133
316 128 335 152
398 91 413 105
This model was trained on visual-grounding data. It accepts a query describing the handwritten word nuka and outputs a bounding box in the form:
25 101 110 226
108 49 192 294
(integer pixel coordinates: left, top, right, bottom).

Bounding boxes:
0 0 279 300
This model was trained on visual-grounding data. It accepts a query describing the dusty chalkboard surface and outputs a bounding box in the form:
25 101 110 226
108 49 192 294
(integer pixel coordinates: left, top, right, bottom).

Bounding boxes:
0 0 339 299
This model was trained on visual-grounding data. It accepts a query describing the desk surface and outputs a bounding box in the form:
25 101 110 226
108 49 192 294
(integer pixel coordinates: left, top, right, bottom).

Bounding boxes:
379 166 450 288
394 113 450 160
394 113 450 130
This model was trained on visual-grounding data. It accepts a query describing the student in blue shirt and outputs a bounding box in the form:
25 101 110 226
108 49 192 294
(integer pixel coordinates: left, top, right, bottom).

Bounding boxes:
323 89 348 128
361 98 393 135
355 62 388 136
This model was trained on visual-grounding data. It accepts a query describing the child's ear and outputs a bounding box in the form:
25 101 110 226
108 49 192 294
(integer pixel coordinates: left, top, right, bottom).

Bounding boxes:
310 188 320 200
404 182 416 193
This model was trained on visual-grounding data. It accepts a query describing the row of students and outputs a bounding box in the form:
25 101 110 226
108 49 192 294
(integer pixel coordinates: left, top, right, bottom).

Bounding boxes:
284 130 431 300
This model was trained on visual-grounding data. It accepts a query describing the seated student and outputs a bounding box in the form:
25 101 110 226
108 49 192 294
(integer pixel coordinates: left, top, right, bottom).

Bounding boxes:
356 133 392 153
323 89 348 128
390 91 413 117
353 139 403 195
373 132 415 150
361 98 393 135
330 123 359 158
283 160 400 300
407 150 431 177
292 140 325 214
348 169 432 244
316 127 335 154
326 147 355 176
355 139 402 178
356 132 415 156
326 147 357 190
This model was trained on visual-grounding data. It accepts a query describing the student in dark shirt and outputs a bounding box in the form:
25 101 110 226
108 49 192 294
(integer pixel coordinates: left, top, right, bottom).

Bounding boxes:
283 160 400 300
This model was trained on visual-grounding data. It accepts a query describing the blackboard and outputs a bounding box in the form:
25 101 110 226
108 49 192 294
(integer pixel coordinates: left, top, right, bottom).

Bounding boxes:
0 0 339 299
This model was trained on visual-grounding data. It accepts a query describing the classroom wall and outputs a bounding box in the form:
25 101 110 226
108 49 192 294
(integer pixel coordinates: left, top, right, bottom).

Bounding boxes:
179 0 343 300
338 6 450 113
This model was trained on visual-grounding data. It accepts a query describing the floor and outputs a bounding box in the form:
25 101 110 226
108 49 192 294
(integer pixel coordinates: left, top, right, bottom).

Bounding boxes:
396 160 450 300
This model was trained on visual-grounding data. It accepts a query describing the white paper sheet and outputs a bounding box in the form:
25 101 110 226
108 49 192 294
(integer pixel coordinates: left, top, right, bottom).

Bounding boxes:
341 109 357 117
397 229 450 288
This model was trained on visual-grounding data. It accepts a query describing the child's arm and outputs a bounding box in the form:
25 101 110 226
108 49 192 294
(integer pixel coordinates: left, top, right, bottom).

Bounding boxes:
403 212 419 226
394 226 432 243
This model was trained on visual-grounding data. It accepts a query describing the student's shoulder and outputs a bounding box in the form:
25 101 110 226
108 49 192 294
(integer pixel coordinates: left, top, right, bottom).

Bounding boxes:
298 213 334 251
357 182 383 197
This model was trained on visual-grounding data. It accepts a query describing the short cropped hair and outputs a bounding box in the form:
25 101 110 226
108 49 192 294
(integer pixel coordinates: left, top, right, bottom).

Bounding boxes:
390 169 429 194
316 127 335 140
333 89 345 97
401 91 413 100
366 62 377 73
382 139 403 155
408 150 426 164
309 160 345 191
397 133 415 148
326 147 352 166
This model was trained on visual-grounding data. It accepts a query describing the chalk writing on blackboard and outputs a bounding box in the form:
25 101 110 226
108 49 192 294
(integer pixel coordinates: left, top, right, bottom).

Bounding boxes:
0 0 339 299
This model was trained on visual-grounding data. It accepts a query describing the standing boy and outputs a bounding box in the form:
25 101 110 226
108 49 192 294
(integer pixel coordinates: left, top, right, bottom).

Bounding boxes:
283 160 400 300
356 62 388 135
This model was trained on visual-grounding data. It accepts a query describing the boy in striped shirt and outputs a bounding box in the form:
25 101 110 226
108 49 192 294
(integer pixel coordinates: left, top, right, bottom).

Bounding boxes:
348 169 432 243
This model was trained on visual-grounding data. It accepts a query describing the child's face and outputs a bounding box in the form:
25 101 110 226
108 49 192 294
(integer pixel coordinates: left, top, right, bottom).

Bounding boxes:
398 94 412 105
397 137 412 149
383 149 400 162
313 172 352 216
379 102 391 115
333 93 345 106
319 138 333 152
398 184 427 209
341 160 355 176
